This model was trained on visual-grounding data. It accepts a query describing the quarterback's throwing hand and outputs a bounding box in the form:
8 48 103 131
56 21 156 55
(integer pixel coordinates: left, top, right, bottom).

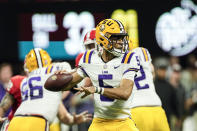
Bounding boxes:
74 86 95 98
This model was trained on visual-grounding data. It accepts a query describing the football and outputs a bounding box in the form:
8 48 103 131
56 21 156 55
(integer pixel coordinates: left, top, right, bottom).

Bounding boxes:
44 73 73 92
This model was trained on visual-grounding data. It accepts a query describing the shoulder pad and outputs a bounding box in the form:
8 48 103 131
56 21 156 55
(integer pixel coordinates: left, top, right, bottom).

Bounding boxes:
82 50 94 64
121 51 135 64
6 75 25 92
11 75 25 81
45 64 54 74
53 62 72 72
132 47 151 62
140 47 150 62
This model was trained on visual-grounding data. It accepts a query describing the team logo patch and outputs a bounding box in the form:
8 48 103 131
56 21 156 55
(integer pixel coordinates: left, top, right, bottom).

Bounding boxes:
103 64 107 69
7 80 13 91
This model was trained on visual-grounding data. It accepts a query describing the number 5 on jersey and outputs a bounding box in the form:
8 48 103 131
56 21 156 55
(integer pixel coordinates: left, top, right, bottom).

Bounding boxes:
98 74 114 102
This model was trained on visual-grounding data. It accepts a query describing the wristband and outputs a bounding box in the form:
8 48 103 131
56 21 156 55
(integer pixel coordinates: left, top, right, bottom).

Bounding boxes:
95 86 98 93
95 86 104 95
101 88 104 95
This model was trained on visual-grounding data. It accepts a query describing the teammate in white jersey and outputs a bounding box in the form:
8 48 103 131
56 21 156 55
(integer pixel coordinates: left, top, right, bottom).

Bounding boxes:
7 48 92 131
47 19 140 131
130 47 170 131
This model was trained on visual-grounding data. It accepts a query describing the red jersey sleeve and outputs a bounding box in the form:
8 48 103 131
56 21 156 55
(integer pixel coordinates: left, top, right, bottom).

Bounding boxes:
6 75 25 120
7 75 25 97
75 53 84 67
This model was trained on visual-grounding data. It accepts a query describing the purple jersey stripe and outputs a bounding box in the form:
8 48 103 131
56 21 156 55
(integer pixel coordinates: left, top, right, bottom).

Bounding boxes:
83 51 87 63
22 81 27 88
45 67 48 74
88 50 94 63
127 52 135 63
49 66 53 73
123 68 139 75
121 51 129 63
80 67 89 77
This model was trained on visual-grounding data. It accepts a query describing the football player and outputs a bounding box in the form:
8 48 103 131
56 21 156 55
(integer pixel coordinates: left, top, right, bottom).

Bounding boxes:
7 48 92 131
83 28 96 51
47 19 140 131
73 29 96 131
0 75 25 131
75 28 97 87
130 47 170 131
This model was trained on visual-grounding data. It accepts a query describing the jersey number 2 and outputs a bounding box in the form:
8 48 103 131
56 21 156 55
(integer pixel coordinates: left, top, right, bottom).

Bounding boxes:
134 66 149 90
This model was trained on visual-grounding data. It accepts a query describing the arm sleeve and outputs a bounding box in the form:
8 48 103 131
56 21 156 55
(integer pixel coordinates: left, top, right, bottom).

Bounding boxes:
6 76 25 103
122 53 140 81
51 62 72 73
132 47 152 63
76 54 87 78
42 62 73 83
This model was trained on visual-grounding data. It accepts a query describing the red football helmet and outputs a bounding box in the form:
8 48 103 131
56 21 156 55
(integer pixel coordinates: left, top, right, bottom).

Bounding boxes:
83 29 96 50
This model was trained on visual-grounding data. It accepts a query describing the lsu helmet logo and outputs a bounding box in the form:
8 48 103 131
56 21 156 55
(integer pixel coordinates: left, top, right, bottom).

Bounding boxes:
99 24 105 32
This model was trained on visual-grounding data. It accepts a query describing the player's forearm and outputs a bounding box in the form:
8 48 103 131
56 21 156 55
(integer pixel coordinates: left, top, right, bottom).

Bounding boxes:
0 93 14 116
57 102 74 125
58 112 74 125
102 87 131 100
0 108 5 117
102 79 133 100
84 77 92 87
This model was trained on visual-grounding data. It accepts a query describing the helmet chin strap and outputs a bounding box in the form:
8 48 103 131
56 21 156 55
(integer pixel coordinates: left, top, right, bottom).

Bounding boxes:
97 44 104 57
112 48 122 57
104 47 121 57
101 48 118 62
110 41 127 57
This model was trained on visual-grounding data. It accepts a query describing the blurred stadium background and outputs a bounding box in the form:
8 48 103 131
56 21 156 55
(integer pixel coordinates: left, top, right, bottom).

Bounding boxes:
0 0 197 130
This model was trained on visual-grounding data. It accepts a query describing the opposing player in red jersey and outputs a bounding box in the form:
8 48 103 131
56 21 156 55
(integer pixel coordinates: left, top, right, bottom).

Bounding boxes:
0 75 26 131
75 28 96 67
75 29 96 87
83 28 96 51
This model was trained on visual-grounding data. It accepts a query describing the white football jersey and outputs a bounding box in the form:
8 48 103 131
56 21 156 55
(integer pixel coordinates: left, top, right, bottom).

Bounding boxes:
15 62 71 123
77 49 140 119
130 47 161 108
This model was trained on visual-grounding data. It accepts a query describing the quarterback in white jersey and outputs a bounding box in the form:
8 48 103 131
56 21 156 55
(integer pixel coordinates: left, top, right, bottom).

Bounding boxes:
77 48 139 119
47 19 140 131
8 48 92 131
130 47 170 131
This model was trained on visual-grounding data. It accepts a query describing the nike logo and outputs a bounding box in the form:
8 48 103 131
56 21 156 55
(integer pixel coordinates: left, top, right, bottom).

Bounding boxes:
114 65 120 69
